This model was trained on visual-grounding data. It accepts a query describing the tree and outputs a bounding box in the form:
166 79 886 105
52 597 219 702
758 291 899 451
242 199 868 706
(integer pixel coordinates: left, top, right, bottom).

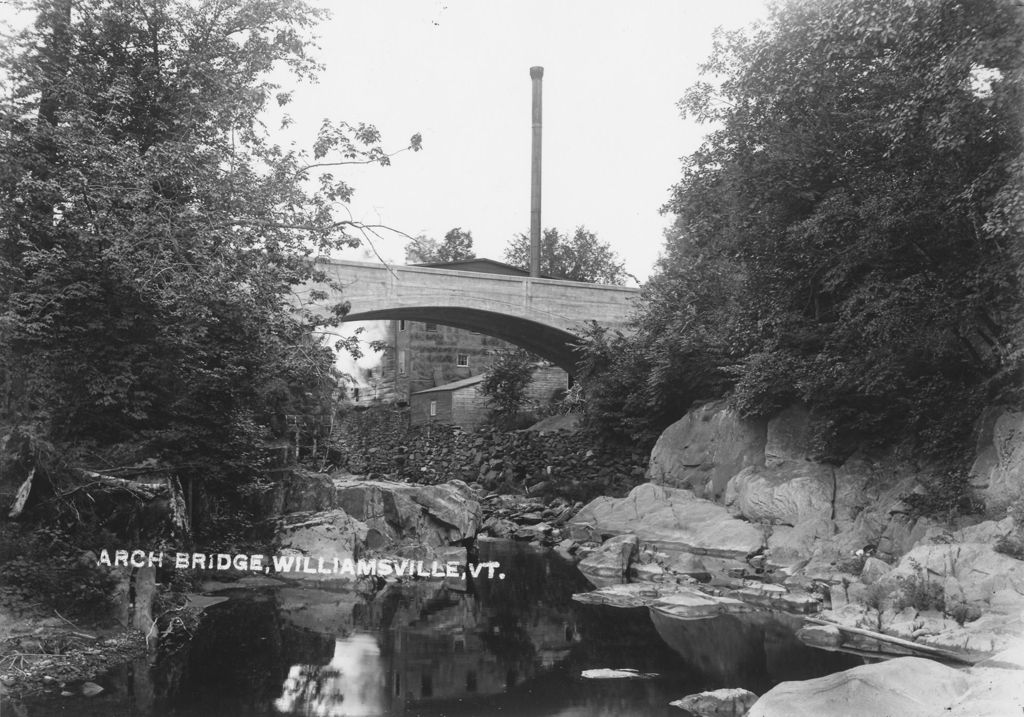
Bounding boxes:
478 349 535 429
405 227 475 263
504 226 631 285
587 0 1023 461
0 0 421 483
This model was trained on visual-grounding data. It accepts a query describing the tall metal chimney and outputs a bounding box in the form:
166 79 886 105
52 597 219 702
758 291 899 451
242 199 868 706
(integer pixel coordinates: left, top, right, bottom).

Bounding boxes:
529 66 543 278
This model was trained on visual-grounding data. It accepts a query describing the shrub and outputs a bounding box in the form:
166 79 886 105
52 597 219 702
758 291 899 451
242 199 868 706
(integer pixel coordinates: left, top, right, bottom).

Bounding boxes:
478 349 537 429
0 526 117 620
893 563 945 613
993 494 1024 560
901 467 983 521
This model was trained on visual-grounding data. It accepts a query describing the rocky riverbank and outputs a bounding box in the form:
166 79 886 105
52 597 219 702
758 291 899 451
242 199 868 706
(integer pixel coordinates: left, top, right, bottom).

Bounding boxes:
559 399 1024 715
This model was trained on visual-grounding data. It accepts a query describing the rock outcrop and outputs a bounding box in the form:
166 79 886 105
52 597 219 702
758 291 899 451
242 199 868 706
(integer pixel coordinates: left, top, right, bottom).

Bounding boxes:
577 534 638 587
725 462 837 526
273 474 482 576
646 400 766 501
969 408 1024 511
747 656 969 717
568 483 763 561
750 642 1024 717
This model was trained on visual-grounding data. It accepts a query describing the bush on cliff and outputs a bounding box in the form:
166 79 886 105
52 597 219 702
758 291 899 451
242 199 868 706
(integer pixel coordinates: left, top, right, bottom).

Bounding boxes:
578 0 1023 475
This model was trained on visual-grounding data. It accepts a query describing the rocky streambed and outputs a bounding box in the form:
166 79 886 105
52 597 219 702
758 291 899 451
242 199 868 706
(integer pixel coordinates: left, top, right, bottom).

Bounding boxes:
8 400 1023 715
258 399 1024 715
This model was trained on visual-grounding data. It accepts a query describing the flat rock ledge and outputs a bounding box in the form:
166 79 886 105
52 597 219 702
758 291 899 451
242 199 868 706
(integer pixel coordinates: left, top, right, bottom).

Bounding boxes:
568 483 763 561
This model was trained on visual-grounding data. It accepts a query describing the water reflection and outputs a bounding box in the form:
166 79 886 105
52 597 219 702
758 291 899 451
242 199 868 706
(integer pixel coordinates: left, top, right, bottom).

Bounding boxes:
8 540 861 717
276 634 384 716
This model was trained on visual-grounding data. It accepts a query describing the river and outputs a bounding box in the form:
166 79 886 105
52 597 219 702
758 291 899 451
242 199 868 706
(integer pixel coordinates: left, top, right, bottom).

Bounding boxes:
11 540 861 716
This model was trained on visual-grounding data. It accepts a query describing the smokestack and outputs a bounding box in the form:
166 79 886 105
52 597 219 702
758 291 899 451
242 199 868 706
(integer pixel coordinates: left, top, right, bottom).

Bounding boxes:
529 66 543 278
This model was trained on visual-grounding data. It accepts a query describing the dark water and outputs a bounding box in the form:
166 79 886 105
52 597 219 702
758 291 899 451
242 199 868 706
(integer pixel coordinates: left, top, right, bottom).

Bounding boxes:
8 541 860 716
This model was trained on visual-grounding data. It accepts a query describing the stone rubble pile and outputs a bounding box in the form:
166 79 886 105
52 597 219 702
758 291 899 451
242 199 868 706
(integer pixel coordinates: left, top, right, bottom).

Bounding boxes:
330 407 648 502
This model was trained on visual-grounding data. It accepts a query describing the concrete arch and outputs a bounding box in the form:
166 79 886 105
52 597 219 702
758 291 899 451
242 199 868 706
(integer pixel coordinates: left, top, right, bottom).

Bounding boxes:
342 307 583 372
294 258 639 371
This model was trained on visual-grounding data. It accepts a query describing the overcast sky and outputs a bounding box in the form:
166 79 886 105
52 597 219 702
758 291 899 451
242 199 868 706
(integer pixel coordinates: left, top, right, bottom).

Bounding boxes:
282 0 770 284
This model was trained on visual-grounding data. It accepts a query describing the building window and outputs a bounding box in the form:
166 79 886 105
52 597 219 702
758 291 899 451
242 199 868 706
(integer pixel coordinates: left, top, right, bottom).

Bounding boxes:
456 353 469 367
399 320 406 331
398 350 407 375
429 400 437 417
424 322 438 332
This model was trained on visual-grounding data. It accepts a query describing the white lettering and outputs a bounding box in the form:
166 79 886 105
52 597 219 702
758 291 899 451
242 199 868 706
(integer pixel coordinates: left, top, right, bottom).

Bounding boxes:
272 555 295 572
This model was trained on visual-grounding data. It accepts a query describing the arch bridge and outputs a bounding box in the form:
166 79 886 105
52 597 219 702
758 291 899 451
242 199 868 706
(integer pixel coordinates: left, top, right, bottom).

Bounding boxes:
295 259 640 372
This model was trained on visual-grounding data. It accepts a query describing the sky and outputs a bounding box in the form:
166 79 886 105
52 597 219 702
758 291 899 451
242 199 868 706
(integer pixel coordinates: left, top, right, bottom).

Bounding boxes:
280 0 770 284
0 0 772 375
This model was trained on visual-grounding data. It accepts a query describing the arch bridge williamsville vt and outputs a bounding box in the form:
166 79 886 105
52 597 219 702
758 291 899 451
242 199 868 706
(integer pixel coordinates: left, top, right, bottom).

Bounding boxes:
294 258 640 372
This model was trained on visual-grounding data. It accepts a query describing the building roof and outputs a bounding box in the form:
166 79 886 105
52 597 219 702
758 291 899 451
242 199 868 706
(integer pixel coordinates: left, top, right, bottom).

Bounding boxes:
413 257 555 278
411 374 485 395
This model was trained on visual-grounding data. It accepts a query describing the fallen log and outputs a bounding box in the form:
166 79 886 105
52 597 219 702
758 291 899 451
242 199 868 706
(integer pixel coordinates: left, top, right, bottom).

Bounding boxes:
803 616 981 664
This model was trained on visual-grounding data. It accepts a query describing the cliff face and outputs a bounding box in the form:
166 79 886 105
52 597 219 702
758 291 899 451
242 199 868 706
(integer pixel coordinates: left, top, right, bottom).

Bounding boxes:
571 399 1024 661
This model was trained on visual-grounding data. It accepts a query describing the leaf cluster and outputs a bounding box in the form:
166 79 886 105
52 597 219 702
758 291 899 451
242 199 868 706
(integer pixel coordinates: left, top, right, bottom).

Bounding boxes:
579 0 1023 463
0 0 415 485
405 227 475 264
477 349 536 429
504 226 631 285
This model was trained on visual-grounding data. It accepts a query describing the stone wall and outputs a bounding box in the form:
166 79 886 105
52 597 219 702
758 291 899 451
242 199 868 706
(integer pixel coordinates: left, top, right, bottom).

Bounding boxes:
330 406 648 503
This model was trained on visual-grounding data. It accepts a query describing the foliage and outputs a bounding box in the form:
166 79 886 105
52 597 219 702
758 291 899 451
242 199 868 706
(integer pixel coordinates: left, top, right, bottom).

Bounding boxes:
504 226 631 285
902 467 983 520
571 321 702 448
582 0 1023 463
478 349 535 429
0 0 420 486
994 493 1024 560
405 227 475 263
894 567 945 613
0 525 116 619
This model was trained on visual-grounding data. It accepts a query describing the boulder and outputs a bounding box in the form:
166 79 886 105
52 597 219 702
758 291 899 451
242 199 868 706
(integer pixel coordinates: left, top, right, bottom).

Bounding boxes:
569 483 763 560
577 534 638 587
646 400 766 501
766 518 834 565
671 687 758 716
747 656 969 717
662 552 709 577
280 469 342 513
277 509 369 579
946 643 1024 716
725 462 835 526
796 624 842 649
859 556 892 585
765 405 813 466
332 477 480 555
968 408 1024 511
